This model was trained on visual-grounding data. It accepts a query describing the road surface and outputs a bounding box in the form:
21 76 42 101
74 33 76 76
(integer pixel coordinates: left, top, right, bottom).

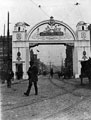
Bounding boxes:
0 75 91 120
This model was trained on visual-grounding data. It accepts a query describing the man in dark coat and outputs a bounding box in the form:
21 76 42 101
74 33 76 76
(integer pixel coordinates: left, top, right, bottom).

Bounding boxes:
24 61 38 96
7 69 14 88
50 68 53 78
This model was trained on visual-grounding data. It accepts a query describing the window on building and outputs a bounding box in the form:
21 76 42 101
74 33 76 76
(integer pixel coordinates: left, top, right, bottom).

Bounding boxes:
82 26 84 30
18 27 20 31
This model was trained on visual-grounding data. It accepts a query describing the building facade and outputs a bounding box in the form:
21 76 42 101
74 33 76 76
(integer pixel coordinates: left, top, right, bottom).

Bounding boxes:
0 35 12 80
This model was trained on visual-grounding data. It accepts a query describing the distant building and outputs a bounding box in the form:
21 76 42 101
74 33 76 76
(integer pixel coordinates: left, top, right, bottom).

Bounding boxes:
0 35 12 79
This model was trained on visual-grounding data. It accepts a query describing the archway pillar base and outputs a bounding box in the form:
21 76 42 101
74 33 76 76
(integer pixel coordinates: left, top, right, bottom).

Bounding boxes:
74 40 91 78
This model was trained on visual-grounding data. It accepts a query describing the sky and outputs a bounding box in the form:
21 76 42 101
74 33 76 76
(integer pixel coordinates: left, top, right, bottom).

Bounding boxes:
33 45 66 66
0 0 91 36
0 0 91 66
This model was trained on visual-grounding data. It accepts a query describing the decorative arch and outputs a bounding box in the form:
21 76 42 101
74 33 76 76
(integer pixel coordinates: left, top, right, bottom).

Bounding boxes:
27 17 77 41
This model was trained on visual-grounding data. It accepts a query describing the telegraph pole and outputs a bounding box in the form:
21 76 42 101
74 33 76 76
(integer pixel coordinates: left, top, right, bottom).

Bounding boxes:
7 12 10 68
7 12 9 38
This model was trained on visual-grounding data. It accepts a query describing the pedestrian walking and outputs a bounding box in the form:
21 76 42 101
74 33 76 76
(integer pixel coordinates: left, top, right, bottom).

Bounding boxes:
7 69 14 88
50 67 53 78
24 61 38 96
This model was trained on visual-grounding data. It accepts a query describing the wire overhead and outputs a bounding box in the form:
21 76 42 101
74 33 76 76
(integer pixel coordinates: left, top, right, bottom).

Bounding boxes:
74 2 84 21
30 0 50 18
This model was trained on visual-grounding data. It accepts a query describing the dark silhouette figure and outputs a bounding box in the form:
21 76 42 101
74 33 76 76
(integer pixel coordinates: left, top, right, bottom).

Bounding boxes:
16 63 23 80
80 58 91 85
7 69 14 88
24 61 38 96
50 68 53 78
57 72 61 79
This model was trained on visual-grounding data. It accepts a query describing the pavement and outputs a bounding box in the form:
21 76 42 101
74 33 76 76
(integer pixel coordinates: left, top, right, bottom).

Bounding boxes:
0 75 91 120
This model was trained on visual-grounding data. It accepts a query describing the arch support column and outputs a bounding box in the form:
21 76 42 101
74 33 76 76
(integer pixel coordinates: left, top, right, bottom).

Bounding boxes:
73 47 79 78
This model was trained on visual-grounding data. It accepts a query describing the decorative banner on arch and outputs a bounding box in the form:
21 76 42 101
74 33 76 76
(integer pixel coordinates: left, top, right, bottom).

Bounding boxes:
30 24 74 41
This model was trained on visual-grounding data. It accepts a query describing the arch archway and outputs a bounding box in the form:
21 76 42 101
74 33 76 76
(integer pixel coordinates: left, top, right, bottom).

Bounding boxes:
27 17 77 78
12 17 91 79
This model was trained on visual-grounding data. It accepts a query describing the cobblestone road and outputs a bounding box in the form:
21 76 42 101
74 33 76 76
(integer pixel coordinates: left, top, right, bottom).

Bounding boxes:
0 75 91 120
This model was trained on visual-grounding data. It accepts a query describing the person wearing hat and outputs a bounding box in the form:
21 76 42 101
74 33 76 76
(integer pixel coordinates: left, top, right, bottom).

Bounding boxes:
24 61 38 96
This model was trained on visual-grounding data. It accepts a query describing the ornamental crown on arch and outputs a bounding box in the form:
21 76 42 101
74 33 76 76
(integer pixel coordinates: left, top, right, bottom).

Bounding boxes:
48 16 55 26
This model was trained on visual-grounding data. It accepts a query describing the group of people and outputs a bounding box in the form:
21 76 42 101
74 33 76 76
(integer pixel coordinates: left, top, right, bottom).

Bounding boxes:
6 61 54 96
2 61 38 96
3 60 38 97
